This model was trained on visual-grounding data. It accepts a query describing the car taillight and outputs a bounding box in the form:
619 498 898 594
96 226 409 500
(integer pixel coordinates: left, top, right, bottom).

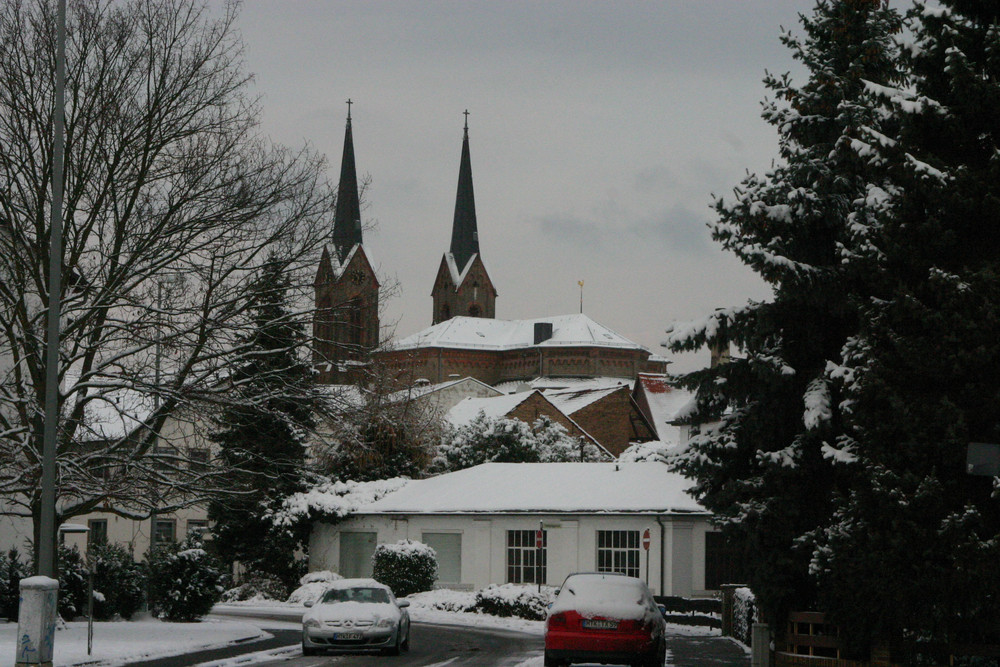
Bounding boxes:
548 612 568 628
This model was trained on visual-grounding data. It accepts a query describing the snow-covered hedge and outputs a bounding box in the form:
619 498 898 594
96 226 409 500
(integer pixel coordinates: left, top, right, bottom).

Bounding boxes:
57 544 90 620
733 587 758 647
287 570 343 605
91 543 146 620
471 583 555 620
0 547 29 621
221 574 287 603
617 441 674 464
372 539 437 597
147 539 226 621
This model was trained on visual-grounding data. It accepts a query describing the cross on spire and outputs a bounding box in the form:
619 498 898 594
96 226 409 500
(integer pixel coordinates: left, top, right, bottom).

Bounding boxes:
463 109 469 132
346 98 352 121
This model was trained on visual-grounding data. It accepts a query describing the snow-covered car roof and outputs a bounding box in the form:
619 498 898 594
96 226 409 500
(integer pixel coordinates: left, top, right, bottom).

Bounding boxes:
323 578 392 592
550 573 656 620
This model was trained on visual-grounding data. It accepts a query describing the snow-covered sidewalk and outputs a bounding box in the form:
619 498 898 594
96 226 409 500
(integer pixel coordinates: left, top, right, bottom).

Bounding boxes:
0 618 268 667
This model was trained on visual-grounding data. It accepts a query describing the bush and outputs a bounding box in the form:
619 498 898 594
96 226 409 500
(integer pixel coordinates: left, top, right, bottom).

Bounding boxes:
0 547 29 621
371 539 437 598
147 538 226 621
91 543 146 620
471 583 554 620
733 587 758 647
221 574 287 602
58 544 90 620
287 570 343 605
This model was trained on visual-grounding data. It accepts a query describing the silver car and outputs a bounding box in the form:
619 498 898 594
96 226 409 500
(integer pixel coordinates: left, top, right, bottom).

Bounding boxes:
302 579 411 656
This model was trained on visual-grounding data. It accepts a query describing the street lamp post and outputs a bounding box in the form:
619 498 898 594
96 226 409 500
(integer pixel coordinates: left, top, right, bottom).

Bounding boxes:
17 2 67 665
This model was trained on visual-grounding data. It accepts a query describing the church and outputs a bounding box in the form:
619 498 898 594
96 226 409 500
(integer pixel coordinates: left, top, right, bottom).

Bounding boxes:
312 107 666 391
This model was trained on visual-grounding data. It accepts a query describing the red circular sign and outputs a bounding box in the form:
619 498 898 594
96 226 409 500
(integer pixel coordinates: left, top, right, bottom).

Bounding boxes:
642 528 651 551
536 530 544 549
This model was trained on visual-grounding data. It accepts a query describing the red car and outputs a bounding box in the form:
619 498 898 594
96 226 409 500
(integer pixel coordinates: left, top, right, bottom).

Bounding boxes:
544 573 666 667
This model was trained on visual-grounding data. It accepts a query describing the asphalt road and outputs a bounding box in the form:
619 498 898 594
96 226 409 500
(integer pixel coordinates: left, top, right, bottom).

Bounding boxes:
254 623 543 666
121 615 542 667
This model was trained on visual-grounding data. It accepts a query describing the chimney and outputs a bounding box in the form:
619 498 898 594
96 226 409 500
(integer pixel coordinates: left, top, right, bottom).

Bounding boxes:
534 322 553 345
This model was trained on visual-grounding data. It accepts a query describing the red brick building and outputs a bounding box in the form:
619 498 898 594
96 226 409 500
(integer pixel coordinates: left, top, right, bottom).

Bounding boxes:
377 314 666 387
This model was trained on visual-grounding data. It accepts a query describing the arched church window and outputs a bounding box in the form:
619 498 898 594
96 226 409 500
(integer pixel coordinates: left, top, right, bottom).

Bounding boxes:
441 304 451 321
468 304 481 317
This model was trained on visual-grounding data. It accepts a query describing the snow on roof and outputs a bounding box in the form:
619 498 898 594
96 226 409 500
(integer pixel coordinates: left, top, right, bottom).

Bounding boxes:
494 376 631 394
444 391 535 426
444 251 477 286
388 377 499 403
635 374 694 436
358 462 707 515
390 314 645 352
544 386 623 415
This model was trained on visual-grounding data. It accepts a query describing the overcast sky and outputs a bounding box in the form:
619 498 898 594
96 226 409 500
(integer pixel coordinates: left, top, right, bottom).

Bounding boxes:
234 1 813 372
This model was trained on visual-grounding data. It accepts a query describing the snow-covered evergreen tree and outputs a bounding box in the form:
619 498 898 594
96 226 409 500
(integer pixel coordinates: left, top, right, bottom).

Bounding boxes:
431 413 603 473
811 2 1000 656
666 0 902 628
209 255 316 591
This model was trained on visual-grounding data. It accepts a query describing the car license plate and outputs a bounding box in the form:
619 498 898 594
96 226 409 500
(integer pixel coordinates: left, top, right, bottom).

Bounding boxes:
333 632 363 640
582 619 619 630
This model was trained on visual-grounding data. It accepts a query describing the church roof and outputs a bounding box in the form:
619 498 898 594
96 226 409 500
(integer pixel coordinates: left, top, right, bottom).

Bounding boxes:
391 314 646 352
448 119 479 274
332 106 363 264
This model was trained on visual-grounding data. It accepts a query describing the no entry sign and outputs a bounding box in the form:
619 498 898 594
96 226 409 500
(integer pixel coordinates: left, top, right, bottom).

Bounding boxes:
642 528 651 551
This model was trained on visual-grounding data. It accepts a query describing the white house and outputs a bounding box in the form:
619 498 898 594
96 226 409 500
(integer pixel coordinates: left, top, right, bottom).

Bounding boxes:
309 462 722 597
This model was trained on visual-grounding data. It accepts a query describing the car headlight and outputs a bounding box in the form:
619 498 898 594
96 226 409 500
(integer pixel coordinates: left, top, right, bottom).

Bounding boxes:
303 618 321 628
377 618 393 628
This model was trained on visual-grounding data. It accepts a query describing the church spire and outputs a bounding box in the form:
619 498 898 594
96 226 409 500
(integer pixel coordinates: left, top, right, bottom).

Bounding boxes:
332 99 362 264
449 110 479 272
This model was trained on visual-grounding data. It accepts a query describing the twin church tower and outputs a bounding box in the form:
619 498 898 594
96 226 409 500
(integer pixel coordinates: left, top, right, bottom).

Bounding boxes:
313 106 497 383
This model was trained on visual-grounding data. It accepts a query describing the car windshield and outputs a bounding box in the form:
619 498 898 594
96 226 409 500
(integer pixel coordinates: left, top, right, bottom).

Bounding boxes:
321 587 391 604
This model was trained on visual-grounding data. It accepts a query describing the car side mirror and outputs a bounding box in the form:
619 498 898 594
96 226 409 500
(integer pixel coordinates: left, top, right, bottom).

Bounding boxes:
304 600 314 608
398 600 410 608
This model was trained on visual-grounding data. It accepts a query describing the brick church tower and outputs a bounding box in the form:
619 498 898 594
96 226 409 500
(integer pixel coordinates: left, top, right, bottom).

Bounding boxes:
431 114 497 325
314 104 380 383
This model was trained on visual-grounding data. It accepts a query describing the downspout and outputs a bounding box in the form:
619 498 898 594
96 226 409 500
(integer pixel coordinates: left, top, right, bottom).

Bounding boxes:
656 515 667 597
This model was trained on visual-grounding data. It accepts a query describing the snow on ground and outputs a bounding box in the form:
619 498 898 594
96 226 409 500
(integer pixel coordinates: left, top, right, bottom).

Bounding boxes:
0 618 267 667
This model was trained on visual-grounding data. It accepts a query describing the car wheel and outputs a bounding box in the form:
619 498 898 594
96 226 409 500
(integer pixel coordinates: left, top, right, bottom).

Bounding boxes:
302 642 319 657
401 626 410 652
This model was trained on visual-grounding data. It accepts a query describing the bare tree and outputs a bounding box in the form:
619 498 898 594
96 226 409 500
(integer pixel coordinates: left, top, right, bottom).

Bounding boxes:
0 0 337 556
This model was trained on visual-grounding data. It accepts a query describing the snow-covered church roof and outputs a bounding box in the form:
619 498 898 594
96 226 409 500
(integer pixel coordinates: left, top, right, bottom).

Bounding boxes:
390 314 645 352
356 462 707 515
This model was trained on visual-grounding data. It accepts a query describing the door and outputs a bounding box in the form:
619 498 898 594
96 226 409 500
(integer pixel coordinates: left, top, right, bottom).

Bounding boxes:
339 531 377 578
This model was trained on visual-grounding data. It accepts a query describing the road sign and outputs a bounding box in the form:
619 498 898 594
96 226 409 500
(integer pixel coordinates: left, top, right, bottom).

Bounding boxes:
642 528 651 551
536 529 544 549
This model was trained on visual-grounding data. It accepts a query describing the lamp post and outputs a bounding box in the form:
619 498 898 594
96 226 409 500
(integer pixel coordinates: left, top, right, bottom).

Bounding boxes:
17 2 67 664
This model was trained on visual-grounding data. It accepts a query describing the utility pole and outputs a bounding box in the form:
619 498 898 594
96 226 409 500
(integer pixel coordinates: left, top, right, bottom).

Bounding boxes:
40 0 67 582
18 3 67 665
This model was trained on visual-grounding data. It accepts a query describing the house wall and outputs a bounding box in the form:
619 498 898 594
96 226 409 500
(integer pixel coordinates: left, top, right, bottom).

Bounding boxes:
310 513 714 597
568 388 634 457
58 408 213 560
504 393 592 446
